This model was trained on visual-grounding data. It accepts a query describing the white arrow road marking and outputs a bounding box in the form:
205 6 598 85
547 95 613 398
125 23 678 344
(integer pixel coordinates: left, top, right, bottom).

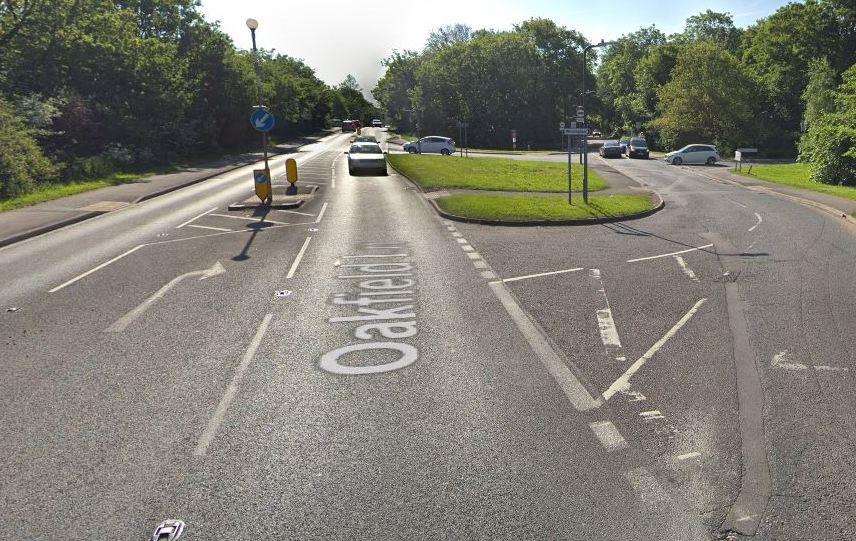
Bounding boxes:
105 262 225 333
748 212 763 232
602 298 708 401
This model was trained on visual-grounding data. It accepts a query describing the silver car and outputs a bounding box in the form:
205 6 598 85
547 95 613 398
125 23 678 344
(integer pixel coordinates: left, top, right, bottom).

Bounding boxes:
403 136 455 155
665 144 720 165
347 142 387 175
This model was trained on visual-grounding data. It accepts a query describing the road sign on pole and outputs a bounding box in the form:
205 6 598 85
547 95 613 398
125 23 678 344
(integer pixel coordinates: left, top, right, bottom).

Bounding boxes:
561 128 588 136
250 107 276 132
254 168 271 203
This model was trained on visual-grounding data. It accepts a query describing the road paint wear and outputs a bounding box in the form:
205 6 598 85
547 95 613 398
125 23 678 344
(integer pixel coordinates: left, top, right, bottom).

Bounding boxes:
589 269 625 363
674 255 699 282
320 243 419 375
589 421 629 452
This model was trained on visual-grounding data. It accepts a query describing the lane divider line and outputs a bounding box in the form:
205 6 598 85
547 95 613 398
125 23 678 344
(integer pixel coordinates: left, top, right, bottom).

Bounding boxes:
674 255 699 282
48 244 147 293
286 236 312 279
194 313 274 457
589 421 629 452
176 207 217 229
315 201 329 223
627 243 714 263
602 298 708 401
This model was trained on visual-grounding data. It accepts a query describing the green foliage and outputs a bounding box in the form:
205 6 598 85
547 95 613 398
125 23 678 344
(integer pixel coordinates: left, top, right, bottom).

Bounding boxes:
0 96 56 198
678 10 742 52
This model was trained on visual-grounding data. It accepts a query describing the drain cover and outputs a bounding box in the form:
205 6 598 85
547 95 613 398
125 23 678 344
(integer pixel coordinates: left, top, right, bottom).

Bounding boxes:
151 519 185 541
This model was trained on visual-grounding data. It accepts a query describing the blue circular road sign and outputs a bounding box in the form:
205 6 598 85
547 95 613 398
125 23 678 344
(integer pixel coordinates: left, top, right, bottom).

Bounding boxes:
250 108 276 132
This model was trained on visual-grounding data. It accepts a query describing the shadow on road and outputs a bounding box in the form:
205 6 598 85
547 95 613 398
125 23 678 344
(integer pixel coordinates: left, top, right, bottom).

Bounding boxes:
232 207 274 261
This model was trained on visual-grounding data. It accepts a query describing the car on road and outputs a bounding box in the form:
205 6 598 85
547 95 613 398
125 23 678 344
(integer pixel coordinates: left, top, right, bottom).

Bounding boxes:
626 137 649 159
371 119 383 127
599 140 622 158
403 136 455 155
619 138 630 154
347 142 387 175
665 144 720 165
354 135 378 143
342 119 358 133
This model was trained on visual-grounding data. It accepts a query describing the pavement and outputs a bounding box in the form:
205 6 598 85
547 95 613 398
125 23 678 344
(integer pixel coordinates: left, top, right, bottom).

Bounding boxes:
0 130 338 247
2 128 856 539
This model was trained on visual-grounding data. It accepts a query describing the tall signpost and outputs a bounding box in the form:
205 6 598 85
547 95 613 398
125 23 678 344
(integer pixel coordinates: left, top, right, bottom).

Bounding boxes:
247 18 273 204
561 122 587 204
581 39 614 204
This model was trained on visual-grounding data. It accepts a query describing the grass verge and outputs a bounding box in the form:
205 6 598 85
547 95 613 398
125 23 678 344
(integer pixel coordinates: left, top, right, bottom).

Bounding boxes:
434 193 656 222
736 163 856 202
388 153 606 192
0 171 155 212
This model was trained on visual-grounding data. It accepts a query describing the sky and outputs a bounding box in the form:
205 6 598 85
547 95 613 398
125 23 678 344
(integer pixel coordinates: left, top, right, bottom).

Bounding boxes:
200 0 792 97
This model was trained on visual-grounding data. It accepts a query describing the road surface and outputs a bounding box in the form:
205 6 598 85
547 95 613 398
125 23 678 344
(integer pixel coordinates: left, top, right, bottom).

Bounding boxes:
2 129 855 539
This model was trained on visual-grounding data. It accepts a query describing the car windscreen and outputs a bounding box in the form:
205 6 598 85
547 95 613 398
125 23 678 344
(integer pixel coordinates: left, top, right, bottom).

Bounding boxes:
630 139 647 146
350 144 382 154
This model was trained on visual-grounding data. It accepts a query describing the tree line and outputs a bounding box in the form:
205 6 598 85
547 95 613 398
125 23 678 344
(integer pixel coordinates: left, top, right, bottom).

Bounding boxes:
0 0 378 200
374 1 855 185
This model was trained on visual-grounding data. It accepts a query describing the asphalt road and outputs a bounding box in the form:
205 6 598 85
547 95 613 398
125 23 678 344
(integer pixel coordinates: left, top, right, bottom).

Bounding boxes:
2 131 855 539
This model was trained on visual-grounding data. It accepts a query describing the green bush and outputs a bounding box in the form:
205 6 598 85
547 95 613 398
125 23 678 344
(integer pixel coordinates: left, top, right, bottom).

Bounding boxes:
0 98 56 199
66 154 116 181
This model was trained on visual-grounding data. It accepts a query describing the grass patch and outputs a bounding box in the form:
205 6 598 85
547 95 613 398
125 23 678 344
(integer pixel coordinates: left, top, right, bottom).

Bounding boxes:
388 153 606 192
0 171 154 212
736 163 856 202
435 193 656 222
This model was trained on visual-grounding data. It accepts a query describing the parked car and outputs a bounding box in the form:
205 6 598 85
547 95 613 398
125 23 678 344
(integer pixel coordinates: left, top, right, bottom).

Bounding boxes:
354 135 378 143
627 137 649 159
619 138 630 154
371 119 383 127
347 142 387 175
665 144 720 165
403 136 455 155
599 140 622 158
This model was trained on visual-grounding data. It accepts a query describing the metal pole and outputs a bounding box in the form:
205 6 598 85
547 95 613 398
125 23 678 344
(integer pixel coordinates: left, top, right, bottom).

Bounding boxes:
459 123 463 157
250 28 270 175
567 134 572 204
582 46 589 204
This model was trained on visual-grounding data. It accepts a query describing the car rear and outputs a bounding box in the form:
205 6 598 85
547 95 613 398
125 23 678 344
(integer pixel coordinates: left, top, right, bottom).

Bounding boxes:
347 143 387 175
601 141 622 158
627 138 649 159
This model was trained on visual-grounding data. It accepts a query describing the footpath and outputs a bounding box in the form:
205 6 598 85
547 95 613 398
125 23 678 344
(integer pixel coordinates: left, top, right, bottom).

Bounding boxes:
0 130 337 247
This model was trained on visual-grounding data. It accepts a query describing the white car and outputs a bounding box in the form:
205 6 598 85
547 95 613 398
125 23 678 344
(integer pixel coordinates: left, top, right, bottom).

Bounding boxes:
665 144 720 165
347 142 387 175
403 136 455 155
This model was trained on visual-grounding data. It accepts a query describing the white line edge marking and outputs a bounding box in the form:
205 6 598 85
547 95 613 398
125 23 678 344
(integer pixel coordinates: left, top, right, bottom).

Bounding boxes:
602 298 708 401
48 244 147 293
330 160 336 189
176 207 217 228
674 255 699 282
589 420 629 452
187 224 233 232
315 201 329 223
748 212 763 232
286 236 312 279
270 209 314 217
194 313 274 456
676 452 702 461
627 244 714 263
496 267 584 284
488 281 601 411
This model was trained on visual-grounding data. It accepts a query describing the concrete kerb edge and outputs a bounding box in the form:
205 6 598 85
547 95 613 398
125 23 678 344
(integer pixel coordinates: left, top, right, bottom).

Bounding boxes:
386 154 666 227
0 210 102 248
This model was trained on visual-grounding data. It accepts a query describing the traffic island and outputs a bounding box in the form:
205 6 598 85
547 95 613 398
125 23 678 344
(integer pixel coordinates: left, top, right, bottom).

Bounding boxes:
227 184 317 210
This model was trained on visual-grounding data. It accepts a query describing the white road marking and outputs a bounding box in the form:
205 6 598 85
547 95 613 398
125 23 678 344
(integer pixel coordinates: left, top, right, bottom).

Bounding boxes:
48 244 147 293
330 160 336 189
748 212 763 232
194 313 274 456
105 262 225 332
603 298 708 401
176 207 217 228
472 260 489 269
496 267 584 284
461 244 475 252
451 232 463 238
270 209 314 217
771 350 808 370
676 452 702 461
315 201 329 223
186 224 233 232
209 213 289 225
674 255 699 282
466 252 481 260
286 236 312 279
488 281 601 411
814 365 849 372
727 198 748 208
589 421 629 452
481 270 497 280
589 268 625 362
456 238 467 244
342 253 408 258
627 243 714 263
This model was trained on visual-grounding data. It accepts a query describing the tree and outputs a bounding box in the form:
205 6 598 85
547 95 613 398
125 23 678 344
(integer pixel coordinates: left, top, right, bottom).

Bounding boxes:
679 10 741 52
373 50 421 131
0 96 56 198
424 24 471 52
801 58 838 131
651 42 761 153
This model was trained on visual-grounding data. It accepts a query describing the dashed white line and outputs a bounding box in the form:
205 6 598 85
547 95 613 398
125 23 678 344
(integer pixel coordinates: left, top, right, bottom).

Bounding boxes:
187 224 234 232
589 421 629 452
48 244 147 293
748 212 763 232
480 270 497 280
627 244 714 263
451 232 463 238
315 201 329 223
176 207 217 228
676 451 702 461
466 252 481 260
674 255 699 282
286 236 312 279
472 260 489 269
602 298 708 401
194 313 274 456
495 267 584 284
456 238 467 244
461 244 475 252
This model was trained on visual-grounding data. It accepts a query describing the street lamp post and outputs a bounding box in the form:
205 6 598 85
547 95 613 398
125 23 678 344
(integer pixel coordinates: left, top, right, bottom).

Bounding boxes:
581 39 613 204
246 18 270 180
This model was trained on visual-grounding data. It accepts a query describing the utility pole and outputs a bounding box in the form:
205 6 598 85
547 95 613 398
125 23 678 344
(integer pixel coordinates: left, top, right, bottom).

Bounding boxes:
246 18 270 192
581 39 613 204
